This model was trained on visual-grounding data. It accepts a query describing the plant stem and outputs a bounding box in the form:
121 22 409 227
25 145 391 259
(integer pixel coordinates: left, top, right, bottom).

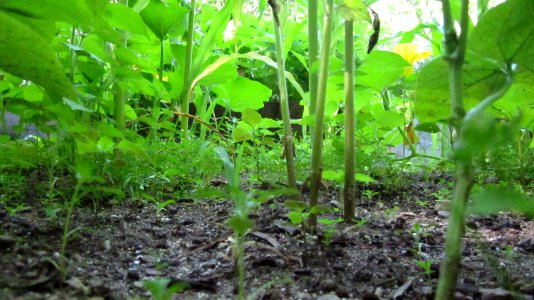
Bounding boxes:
308 0 319 116
436 0 471 298
270 0 297 188
343 20 355 222
309 0 335 230
180 0 196 139
60 183 81 277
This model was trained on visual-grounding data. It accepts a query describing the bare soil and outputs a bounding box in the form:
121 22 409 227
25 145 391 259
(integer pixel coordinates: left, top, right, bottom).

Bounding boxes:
1 175 534 299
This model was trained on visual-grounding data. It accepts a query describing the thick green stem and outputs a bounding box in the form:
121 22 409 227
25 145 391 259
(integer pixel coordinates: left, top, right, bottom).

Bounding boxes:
180 0 196 139
436 0 471 298
271 0 297 188
308 0 319 116
343 21 355 222
309 0 335 230
436 160 474 299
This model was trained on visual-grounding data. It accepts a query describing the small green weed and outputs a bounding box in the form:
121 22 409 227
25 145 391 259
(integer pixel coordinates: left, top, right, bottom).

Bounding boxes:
143 278 188 300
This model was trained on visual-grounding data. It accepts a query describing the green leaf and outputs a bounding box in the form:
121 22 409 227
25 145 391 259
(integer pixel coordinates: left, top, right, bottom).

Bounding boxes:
104 3 147 36
258 118 281 129
284 200 308 213
414 122 440 133
117 139 151 162
0 0 104 26
213 77 271 112
415 55 505 122
97 136 114 153
197 62 238 86
214 147 237 188
322 170 344 183
469 187 534 218
228 215 254 234
357 51 410 92
190 52 305 102
338 0 371 22
242 108 262 127
63 43 106 65
309 205 331 215
63 98 94 113
232 125 253 142
192 0 233 76
0 11 76 99
355 173 376 183
140 0 189 40
288 211 303 224
375 111 404 129
470 0 534 70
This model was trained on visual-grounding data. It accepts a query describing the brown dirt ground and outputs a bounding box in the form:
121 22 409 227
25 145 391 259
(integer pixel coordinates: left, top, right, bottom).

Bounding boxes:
1 176 534 300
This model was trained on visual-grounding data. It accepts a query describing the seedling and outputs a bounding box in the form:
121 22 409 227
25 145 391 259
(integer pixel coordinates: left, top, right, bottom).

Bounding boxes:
153 199 176 214
362 189 380 207
143 278 188 300
417 259 435 278
318 217 343 246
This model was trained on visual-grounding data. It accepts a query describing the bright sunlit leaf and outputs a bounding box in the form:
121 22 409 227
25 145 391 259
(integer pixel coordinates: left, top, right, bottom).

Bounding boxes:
339 0 371 22
355 173 376 183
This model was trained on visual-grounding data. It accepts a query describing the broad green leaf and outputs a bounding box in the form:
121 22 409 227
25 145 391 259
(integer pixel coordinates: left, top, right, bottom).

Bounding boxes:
63 43 106 65
492 70 534 127
190 52 305 101
104 3 147 36
284 200 308 213
140 0 188 40
0 0 103 26
242 108 262 127
124 104 137 120
355 173 376 183
357 51 410 92
192 0 233 76
339 0 371 22
469 187 534 218
132 0 150 13
22 84 43 102
375 111 404 129
322 170 344 183
415 56 505 122
63 98 94 112
97 136 114 153
288 211 303 224
197 62 238 86
414 122 440 133
470 0 534 70
309 205 332 215
258 118 281 129
0 11 76 99
213 77 271 112
232 125 253 142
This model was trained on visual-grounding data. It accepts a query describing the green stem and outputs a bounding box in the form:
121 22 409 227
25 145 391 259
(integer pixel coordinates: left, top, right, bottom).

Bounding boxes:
180 0 196 139
308 0 319 116
271 0 297 188
343 20 355 222
436 0 471 298
309 0 335 230
69 27 77 83
60 183 81 277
